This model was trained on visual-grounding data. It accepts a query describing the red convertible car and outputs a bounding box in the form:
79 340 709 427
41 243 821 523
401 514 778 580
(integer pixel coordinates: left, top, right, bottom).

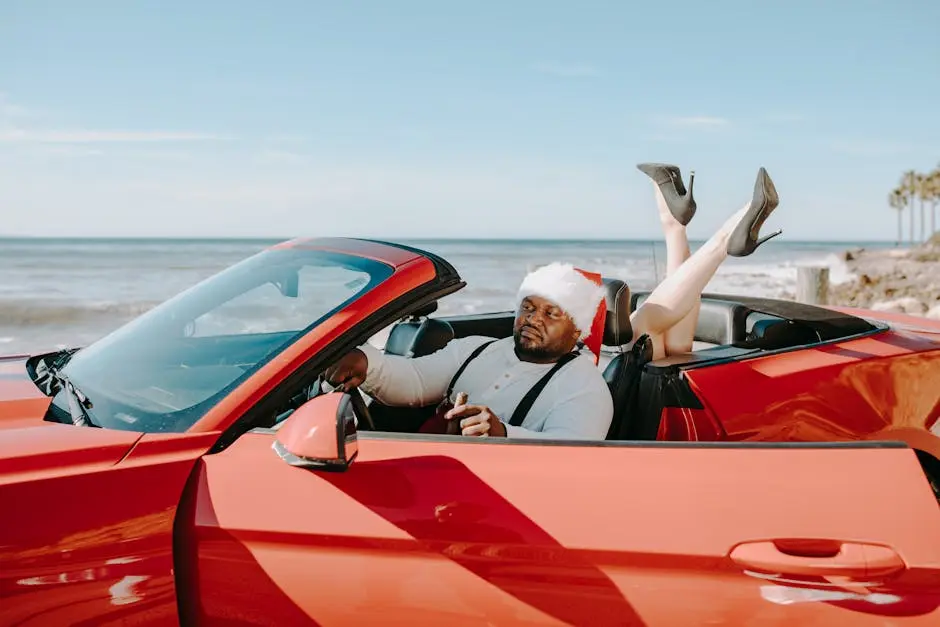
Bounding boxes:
1 237 938 626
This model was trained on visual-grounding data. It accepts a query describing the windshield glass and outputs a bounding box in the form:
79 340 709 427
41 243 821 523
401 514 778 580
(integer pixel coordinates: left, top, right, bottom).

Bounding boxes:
53 246 393 432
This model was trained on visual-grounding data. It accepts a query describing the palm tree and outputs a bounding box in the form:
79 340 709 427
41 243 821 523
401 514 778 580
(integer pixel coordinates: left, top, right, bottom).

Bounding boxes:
928 166 940 240
889 188 905 246
915 172 929 243
900 170 918 244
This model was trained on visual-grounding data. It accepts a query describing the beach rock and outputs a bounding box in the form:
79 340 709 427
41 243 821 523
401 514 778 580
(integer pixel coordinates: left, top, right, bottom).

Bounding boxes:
927 304 940 320
870 297 928 315
826 241 940 317
914 249 940 262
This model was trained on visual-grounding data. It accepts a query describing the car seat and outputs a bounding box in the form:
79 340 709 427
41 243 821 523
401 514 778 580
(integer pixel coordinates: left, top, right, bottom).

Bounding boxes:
599 278 654 440
384 302 455 357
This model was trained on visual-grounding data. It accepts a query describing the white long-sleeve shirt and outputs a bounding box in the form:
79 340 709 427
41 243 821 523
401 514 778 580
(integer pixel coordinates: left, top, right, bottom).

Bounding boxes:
359 336 613 440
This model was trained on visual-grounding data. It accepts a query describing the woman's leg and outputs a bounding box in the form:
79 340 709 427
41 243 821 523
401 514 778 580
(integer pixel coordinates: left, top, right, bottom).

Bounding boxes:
631 167 780 360
653 181 700 355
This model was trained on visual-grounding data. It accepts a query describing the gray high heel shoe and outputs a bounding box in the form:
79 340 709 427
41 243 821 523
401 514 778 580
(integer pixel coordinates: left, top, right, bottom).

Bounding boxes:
636 162 697 226
727 167 782 257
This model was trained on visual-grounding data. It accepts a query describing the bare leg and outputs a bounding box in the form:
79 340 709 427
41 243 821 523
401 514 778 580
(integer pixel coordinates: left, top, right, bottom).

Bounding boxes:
653 182 699 355
631 203 750 360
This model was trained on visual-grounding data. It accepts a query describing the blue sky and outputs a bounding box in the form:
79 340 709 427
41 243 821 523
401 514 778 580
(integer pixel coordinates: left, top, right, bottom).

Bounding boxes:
1 0 937 241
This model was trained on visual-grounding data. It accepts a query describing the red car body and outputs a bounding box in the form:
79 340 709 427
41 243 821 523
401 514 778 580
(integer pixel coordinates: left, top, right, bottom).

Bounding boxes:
1 237 938 626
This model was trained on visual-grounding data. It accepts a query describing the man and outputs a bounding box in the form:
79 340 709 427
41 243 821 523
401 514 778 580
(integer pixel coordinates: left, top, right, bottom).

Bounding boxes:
325 262 614 439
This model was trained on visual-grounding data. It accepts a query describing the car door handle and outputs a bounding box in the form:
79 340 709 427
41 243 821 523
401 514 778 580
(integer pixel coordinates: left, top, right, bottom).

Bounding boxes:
729 539 906 578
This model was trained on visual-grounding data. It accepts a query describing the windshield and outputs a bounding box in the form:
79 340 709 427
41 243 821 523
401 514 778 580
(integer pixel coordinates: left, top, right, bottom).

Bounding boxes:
52 246 393 432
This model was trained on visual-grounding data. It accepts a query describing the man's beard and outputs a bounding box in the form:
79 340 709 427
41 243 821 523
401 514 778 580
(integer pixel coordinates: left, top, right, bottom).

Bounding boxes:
513 329 558 362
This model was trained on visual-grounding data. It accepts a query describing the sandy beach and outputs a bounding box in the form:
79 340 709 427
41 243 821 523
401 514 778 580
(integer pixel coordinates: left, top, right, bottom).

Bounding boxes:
826 232 940 319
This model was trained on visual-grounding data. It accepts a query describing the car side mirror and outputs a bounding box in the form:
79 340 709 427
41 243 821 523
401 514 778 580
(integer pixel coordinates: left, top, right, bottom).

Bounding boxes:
272 392 359 471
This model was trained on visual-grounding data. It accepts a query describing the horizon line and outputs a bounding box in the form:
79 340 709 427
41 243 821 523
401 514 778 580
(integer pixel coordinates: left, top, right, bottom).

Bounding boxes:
0 235 906 244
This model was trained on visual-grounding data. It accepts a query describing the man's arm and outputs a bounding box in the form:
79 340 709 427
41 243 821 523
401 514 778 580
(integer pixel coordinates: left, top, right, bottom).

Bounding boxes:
502 383 614 440
358 336 492 407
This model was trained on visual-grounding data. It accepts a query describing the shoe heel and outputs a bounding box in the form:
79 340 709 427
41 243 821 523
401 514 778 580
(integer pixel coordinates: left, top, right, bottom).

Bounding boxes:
679 171 696 225
755 229 783 248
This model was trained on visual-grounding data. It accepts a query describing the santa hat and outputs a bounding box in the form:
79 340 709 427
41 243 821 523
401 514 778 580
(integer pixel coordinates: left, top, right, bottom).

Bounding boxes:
516 262 607 339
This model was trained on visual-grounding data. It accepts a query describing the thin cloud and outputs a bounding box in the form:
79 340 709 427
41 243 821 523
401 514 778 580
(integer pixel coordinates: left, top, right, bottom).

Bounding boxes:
263 133 308 144
0 94 229 144
0 94 55 126
531 62 601 78
828 139 915 157
645 133 685 144
0 129 231 143
255 148 311 165
761 112 805 124
0 157 632 238
34 145 105 157
0 101 31 119
659 115 730 128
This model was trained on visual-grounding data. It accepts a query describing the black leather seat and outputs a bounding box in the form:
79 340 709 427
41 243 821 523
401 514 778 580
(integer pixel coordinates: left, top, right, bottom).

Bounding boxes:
739 318 820 350
383 302 455 358
600 278 633 349
369 304 455 432
633 292 750 345
599 278 652 440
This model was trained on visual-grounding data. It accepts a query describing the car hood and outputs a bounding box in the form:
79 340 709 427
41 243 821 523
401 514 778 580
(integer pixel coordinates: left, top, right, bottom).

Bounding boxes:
0 355 141 477
0 355 53 428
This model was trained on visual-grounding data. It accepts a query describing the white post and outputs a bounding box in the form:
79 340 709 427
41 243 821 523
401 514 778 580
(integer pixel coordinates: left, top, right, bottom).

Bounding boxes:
796 266 829 305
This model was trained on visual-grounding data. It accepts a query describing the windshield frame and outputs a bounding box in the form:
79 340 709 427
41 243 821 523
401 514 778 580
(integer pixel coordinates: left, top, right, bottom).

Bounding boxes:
50 247 394 433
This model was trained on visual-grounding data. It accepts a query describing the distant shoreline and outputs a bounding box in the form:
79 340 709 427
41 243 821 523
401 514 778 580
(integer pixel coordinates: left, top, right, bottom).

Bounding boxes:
0 235 906 245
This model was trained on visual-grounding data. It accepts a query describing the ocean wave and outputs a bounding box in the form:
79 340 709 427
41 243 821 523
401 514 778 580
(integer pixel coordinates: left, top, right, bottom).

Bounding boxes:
0 300 160 326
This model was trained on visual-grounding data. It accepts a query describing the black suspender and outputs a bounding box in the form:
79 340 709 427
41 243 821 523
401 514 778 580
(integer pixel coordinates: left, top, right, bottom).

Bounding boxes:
445 340 496 399
508 351 580 427
446 339 581 428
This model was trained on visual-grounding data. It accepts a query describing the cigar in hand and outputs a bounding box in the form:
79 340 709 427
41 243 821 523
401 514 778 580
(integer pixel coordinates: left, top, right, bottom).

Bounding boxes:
446 392 468 435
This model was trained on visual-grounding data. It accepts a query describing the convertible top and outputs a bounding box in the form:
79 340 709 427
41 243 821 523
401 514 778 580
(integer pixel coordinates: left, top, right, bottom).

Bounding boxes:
694 292 881 341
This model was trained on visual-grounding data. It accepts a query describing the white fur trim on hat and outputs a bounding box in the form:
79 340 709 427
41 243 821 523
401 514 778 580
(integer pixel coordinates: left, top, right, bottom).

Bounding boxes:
515 262 606 337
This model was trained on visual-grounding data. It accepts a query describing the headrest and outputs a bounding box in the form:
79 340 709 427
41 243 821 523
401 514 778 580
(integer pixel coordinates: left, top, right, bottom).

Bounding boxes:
745 318 819 350
601 278 633 346
385 318 454 357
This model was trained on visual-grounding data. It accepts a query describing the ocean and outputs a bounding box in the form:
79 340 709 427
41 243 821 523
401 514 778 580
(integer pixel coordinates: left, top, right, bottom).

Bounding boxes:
0 237 891 356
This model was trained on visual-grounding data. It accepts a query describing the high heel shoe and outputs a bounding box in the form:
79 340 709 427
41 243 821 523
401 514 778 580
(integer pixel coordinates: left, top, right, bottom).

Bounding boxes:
727 167 783 257
636 162 697 226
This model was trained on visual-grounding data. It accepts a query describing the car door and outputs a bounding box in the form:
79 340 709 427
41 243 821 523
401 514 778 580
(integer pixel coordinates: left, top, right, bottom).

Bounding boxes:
178 427 940 626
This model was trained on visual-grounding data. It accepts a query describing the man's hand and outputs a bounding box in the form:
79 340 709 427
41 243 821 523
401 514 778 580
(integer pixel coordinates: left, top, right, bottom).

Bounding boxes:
323 348 368 391
444 403 507 437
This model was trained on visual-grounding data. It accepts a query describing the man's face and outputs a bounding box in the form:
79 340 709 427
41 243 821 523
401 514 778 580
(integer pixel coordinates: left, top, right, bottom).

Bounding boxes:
513 295 581 362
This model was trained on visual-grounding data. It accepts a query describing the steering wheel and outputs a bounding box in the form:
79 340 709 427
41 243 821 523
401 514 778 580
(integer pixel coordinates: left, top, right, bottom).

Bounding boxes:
346 385 376 432
309 373 375 431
